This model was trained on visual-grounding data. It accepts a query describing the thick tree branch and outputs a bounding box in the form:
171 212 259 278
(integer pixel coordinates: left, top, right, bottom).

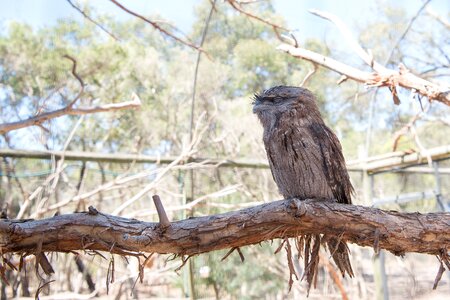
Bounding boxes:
1 199 449 259
277 9 450 106
277 44 450 106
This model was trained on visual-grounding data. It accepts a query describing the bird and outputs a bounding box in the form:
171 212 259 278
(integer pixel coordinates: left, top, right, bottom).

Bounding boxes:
252 85 354 291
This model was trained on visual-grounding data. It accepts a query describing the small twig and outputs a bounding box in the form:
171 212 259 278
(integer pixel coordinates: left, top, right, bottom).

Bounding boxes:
66 0 120 41
189 0 216 142
23 115 85 219
432 261 445 289
299 64 318 87
385 0 432 65
309 9 384 72
226 0 288 40
35 280 55 300
280 33 297 47
439 249 450 270
337 75 348 85
174 255 192 272
289 32 299 48
112 112 209 215
221 247 237 261
410 125 433 167
62 55 85 107
106 255 115 294
427 6 450 29
88 206 98 215
152 195 170 228
236 247 245 262
138 253 154 283
392 104 430 151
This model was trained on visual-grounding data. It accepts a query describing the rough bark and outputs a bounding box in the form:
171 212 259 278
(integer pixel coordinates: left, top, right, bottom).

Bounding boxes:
1 199 449 258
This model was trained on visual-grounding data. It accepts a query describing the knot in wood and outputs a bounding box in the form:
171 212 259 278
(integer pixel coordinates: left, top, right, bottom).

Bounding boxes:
88 206 98 215
288 199 307 218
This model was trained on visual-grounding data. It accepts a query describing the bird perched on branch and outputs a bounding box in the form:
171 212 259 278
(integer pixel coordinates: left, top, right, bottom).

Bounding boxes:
252 85 354 291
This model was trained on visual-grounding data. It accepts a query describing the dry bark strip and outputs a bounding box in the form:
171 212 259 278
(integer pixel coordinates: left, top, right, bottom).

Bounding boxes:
0 199 449 257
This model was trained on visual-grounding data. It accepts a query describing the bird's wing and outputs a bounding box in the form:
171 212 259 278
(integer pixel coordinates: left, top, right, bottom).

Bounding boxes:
308 123 354 204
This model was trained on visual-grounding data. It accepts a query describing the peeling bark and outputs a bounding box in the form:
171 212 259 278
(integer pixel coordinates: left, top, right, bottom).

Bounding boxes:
0 199 449 258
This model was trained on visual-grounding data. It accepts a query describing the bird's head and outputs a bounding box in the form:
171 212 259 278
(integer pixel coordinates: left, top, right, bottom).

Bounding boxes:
252 86 318 126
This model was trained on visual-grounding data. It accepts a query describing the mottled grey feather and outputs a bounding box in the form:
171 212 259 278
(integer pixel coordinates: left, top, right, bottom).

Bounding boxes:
253 86 354 290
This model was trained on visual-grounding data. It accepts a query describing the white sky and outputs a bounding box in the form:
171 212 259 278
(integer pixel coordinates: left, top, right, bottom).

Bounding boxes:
0 0 448 41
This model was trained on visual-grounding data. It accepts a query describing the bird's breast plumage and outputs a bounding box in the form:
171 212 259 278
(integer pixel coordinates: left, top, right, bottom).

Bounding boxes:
263 114 335 200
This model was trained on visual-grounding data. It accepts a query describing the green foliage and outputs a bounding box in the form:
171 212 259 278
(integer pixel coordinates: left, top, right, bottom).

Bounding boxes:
0 0 449 298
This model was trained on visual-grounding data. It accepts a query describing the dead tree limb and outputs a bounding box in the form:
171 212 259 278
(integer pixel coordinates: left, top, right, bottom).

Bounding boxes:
0 94 141 135
277 10 450 106
1 199 449 258
277 44 450 106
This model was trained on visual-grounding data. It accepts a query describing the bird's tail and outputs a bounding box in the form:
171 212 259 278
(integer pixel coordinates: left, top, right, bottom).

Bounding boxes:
326 236 354 278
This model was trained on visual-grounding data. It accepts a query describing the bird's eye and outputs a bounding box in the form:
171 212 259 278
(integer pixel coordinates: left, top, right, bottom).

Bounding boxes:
273 97 283 103
258 96 273 103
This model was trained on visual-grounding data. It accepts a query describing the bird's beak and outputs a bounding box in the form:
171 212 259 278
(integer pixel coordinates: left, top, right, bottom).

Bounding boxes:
252 100 261 114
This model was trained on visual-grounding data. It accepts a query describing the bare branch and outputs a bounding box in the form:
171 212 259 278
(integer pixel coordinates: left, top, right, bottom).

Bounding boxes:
392 103 430 151
189 0 216 142
0 94 141 135
299 64 318 87
63 55 85 97
309 9 383 71
384 0 432 64
110 114 209 216
226 0 288 40
66 0 120 41
17 116 85 219
109 0 208 56
277 44 450 106
427 7 450 29
278 9 450 106
130 184 241 218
